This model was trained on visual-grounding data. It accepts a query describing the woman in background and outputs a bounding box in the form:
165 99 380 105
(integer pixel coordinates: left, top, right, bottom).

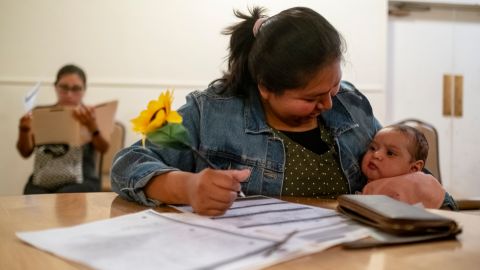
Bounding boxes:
17 64 109 194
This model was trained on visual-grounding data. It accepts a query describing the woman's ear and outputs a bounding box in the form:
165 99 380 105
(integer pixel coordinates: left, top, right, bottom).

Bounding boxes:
258 84 271 100
410 160 425 173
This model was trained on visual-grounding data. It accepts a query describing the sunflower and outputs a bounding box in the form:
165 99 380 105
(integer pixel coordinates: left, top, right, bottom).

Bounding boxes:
130 90 237 186
131 90 182 145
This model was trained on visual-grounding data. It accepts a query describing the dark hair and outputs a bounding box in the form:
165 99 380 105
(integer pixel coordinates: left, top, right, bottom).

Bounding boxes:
386 124 429 163
217 6 345 95
54 64 87 88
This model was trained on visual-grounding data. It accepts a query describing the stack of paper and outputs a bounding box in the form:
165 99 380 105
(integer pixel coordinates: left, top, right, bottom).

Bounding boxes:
17 197 369 270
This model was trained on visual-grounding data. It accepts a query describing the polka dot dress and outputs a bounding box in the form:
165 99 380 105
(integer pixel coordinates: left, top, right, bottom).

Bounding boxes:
274 122 349 199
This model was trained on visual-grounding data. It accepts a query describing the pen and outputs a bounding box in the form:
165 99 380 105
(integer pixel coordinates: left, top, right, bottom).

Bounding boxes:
190 146 247 198
238 190 246 198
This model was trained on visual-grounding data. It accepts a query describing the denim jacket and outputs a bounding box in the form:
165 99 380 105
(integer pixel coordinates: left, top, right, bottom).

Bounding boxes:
111 81 384 206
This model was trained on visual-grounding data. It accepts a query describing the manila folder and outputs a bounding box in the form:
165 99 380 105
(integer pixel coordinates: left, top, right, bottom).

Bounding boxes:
32 100 118 146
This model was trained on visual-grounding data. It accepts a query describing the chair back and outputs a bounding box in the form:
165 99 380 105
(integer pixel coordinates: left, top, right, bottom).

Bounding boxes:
397 119 441 183
99 122 125 191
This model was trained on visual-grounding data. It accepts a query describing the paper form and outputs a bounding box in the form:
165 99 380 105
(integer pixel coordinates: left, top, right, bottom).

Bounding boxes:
173 196 370 256
17 210 294 270
23 82 41 112
174 196 366 238
17 198 370 270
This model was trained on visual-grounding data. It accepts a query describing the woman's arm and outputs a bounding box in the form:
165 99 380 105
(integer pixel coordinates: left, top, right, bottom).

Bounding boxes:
145 169 249 216
111 91 250 215
90 130 109 153
111 141 249 215
16 113 35 158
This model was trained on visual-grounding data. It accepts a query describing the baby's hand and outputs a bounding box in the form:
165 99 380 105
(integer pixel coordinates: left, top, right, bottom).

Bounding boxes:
362 172 445 208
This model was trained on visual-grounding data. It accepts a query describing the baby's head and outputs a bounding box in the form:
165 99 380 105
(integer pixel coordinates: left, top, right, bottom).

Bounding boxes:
361 124 429 182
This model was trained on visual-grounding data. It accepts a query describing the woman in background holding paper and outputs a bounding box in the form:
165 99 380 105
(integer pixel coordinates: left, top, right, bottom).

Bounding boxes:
16 64 110 194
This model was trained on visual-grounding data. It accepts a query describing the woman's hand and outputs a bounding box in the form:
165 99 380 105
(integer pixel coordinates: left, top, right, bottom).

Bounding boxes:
16 112 35 158
73 105 98 132
73 104 109 152
186 168 250 216
362 172 445 208
19 112 33 132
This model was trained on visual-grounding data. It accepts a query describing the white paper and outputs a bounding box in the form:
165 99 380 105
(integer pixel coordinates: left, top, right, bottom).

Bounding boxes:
23 82 41 112
17 210 290 270
17 198 370 270
173 196 370 266
174 196 367 239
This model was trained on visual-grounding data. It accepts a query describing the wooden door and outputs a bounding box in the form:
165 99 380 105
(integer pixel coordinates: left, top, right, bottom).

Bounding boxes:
449 9 480 197
387 7 480 197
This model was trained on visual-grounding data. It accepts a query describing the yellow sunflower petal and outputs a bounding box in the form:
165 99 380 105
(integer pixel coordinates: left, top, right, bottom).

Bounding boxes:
166 110 183 124
161 90 173 111
157 92 169 107
146 109 166 133
131 114 149 133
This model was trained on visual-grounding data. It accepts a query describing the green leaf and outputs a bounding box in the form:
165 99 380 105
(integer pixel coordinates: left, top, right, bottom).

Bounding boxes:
146 123 191 150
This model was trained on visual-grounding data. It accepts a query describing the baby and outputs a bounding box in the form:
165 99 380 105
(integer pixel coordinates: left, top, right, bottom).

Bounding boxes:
361 124 444 208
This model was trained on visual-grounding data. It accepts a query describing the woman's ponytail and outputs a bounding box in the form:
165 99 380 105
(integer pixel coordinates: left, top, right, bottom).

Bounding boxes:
218 7 266 95
216 6 344 97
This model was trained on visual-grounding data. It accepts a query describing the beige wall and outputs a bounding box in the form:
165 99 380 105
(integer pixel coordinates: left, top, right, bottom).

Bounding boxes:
0 0 387 195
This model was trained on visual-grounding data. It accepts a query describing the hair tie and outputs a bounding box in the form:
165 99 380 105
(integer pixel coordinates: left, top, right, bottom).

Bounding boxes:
253 17 268 37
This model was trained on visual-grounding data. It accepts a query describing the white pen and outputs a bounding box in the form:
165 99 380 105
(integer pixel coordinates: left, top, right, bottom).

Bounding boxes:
238 190 246 198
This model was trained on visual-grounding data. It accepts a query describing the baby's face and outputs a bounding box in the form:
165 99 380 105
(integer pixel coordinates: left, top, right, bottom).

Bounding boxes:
361 128 416 181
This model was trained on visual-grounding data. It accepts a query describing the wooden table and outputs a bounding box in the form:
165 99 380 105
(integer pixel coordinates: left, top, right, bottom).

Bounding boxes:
1 193 479 270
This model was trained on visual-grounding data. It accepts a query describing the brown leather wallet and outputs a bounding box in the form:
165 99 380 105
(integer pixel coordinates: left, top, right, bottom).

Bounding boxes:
337 195 461 248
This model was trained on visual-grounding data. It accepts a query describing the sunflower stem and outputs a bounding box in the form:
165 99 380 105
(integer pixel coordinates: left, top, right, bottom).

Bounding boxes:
154 128 219 169
187 144 219 170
